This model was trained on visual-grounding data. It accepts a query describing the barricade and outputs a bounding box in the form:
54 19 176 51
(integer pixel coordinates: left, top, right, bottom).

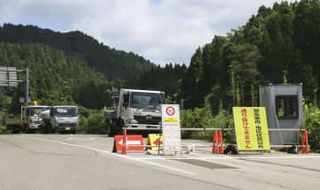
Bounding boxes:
112 129 144 154
113 128 310 155
146 134 163 151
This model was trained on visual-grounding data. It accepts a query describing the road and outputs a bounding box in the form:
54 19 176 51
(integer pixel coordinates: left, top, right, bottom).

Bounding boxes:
0 134 320 190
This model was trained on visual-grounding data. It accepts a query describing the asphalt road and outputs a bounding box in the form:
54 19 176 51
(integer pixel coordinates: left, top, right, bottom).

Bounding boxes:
1 134 320 190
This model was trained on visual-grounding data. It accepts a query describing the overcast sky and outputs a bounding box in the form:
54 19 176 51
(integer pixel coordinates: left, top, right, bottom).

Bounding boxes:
0 0 296 66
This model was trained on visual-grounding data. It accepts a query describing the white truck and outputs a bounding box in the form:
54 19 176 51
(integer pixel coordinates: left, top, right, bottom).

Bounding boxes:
41 105 79 133
105 89 165 136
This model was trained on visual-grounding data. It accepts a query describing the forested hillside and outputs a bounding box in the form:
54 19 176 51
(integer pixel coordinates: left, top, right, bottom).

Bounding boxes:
179 0 320 114
0 24 153 82
0 24 186 111
0 42 111 111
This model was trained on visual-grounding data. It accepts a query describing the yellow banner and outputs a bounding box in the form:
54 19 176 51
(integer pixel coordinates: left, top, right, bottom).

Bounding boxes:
233 107 270 151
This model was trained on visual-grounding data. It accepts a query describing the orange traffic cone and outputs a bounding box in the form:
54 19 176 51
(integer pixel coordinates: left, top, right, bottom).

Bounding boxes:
301 130 309 154
218 131 224 154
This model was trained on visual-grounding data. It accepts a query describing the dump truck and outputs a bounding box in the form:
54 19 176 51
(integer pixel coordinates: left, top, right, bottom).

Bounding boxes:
104 89 165 136
6 105 49 133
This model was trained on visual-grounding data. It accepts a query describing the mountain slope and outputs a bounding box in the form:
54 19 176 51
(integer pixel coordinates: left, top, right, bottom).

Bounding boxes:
179 0 320 112
0 42 111 110
0 24 154 82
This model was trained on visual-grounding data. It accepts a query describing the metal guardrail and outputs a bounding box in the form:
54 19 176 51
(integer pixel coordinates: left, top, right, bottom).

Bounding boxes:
125 127 306 132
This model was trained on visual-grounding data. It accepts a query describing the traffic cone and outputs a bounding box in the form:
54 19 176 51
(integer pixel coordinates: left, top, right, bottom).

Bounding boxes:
301 130 309 154
122 129 127 154
212 131 218 154
218 131 224 154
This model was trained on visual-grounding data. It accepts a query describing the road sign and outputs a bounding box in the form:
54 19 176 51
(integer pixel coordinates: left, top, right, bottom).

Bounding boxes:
233 107 270 151
0 67 18 87
113 135 144 153
147 134 163 150
161 104 182 155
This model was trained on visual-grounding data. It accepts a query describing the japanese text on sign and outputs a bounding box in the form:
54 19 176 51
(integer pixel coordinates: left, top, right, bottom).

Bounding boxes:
233 107 270 151
161 104 182 155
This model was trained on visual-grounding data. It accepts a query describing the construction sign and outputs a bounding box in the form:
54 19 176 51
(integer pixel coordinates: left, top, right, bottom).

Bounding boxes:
233 107 270 151
113 135 144 153
146 134 163 150
161 104 182 155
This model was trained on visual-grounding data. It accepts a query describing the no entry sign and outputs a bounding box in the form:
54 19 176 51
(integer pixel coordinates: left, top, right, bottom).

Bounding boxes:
165 106 175 116
161 104 181 155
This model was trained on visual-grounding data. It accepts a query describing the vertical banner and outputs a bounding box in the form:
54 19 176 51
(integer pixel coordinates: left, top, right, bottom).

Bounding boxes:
233 107 270 151
161 104 182 155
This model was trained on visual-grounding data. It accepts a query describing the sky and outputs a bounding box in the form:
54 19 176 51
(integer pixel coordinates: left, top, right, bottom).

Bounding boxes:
0 0 296 66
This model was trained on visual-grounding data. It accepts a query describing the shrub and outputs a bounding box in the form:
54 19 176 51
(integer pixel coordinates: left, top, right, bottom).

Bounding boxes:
78 108 106 134
304 104 320 150
181 100 233 142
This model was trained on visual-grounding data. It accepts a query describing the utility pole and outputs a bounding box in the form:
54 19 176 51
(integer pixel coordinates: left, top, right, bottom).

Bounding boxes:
25 68 29 105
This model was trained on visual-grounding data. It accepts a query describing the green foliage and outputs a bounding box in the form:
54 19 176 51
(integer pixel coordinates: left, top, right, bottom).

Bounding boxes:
78 107 106 134
0 111 7 134
136 63 187 101
0 42 110 111
303 103 320 150
181 99 233 141
179 0 320 111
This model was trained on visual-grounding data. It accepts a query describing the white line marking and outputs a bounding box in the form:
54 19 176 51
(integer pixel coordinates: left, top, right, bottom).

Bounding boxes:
25 137 195 176
136 155 320 160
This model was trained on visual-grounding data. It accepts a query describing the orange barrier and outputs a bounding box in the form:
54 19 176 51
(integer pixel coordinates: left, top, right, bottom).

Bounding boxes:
301 130 309 154
212 131 224 154
112 129 144 154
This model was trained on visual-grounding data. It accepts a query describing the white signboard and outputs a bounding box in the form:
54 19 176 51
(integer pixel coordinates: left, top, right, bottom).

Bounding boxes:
161 104 182 155
0 67 18 87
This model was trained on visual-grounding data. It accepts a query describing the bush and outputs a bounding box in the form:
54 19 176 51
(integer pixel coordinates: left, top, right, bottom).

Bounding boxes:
0 111 7 134
304 104 320 150
181 100 233 142
78 108 106 134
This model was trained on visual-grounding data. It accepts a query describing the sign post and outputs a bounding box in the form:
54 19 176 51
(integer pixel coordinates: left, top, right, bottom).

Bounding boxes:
233 107 270 151
161 104 182 156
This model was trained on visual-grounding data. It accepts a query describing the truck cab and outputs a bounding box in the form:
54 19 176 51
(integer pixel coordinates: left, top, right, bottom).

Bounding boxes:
105 89 164 136
21 105 49 132
49 106 79 133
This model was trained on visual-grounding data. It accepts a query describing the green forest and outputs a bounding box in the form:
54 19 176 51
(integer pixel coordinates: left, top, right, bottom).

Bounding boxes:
0 0 320 148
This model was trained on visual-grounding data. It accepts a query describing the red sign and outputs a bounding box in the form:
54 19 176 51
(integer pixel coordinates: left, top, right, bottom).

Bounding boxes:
165 106 175 116
114 135 144 153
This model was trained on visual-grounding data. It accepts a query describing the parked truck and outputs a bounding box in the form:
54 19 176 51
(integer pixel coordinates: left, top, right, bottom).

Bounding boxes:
41 105 79 133
104 89 165 136
6 105 49 133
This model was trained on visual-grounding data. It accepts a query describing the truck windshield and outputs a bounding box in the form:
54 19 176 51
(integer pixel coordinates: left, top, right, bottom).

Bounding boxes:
130 92 163 109
53 107 77 117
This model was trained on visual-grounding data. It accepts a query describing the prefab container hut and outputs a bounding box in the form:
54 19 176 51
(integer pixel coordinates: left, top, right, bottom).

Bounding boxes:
259 84 303 145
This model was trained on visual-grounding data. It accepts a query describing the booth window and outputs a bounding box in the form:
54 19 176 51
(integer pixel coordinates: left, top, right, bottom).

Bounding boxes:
276 96 298 119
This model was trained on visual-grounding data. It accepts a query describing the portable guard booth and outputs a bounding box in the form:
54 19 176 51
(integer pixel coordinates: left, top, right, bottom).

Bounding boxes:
259 84 303 145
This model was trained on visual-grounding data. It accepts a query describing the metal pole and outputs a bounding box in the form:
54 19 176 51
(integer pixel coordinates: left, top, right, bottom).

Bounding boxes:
25 68 29 105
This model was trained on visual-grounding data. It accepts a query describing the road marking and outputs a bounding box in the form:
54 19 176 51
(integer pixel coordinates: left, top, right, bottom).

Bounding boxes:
25 137 195 176
136 155 320 160
65 137 96 141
